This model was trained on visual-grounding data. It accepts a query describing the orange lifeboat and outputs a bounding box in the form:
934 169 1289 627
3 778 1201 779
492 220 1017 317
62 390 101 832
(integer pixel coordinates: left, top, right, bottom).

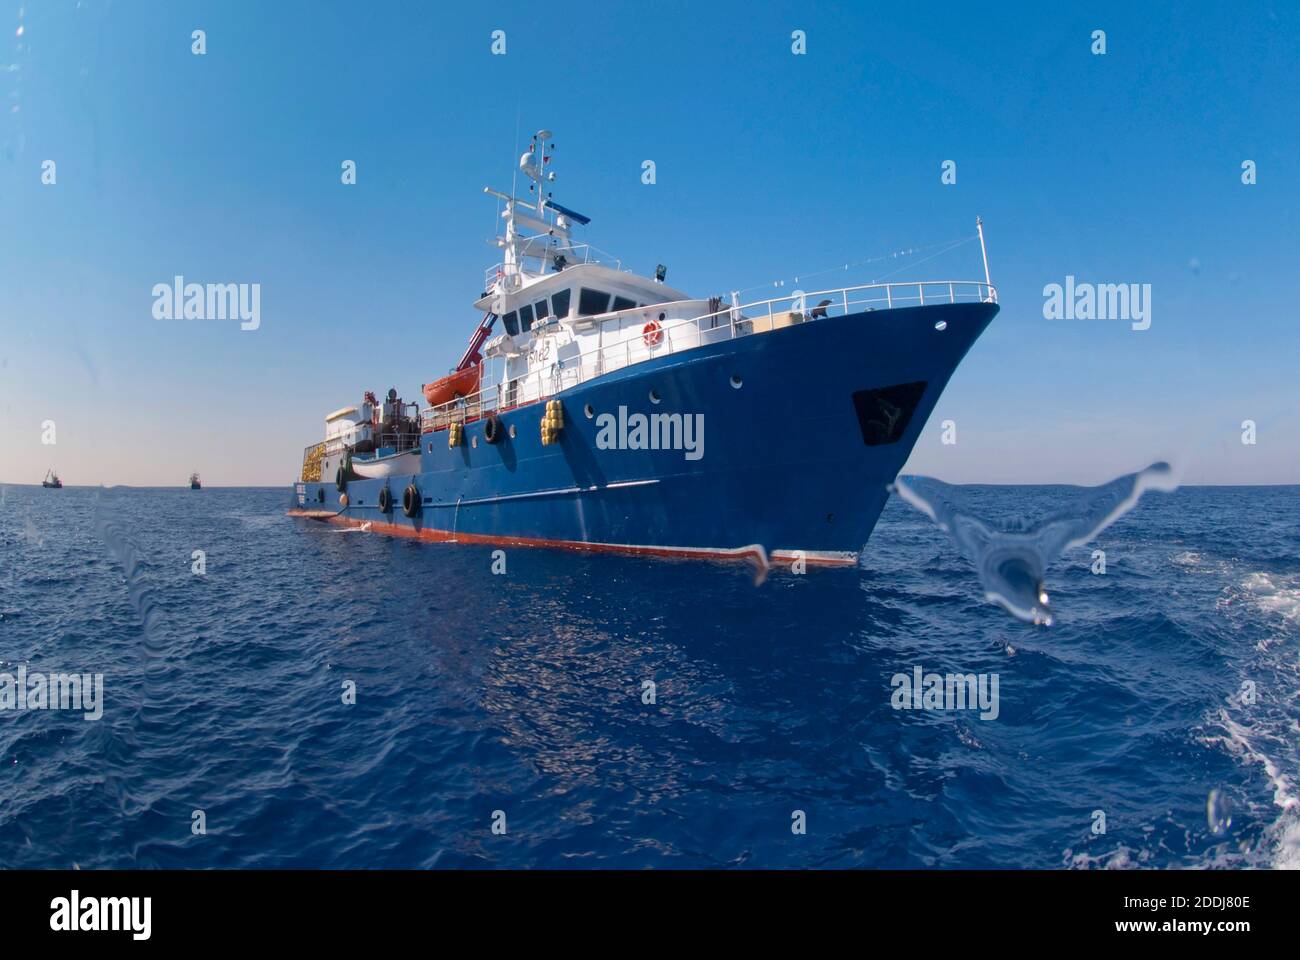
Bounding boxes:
422 365 482 406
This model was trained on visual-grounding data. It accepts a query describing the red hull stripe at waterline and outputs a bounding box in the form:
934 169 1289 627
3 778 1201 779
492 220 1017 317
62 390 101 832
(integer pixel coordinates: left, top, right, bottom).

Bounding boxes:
285 510 858 567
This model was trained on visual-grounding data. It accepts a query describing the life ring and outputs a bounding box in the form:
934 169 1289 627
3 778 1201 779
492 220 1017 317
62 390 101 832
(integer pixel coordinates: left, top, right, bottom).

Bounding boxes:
377 485 392 513
643 319 663 348
402 483 421 517
483 414 504 444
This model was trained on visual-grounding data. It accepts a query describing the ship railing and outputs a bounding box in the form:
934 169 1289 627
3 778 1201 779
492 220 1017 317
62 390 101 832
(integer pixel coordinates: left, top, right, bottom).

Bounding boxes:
423 279 997 427
369 431 422 453
483 242 624 289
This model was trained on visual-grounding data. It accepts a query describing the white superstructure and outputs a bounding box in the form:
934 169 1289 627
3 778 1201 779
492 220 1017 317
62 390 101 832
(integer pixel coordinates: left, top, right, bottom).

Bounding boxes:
473 130 713 408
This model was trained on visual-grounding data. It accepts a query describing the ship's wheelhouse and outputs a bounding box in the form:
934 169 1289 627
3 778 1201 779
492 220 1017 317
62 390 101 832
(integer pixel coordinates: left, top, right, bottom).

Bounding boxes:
475 263 691 341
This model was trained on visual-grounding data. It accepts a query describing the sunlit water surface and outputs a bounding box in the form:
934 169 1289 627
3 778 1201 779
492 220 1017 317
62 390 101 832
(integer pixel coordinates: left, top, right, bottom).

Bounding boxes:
0 484 1296 868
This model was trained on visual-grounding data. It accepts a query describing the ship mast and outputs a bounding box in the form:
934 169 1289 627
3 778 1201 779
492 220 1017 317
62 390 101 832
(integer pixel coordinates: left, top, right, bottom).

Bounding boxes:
483 129 589 299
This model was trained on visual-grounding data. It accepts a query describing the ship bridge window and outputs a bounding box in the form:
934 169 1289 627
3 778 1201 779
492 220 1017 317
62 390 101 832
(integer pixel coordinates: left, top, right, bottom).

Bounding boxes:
551 288 572 319
502 310 519 336
611 295 637 312
578 288 612 316
534 299 550 323
519 303 535 332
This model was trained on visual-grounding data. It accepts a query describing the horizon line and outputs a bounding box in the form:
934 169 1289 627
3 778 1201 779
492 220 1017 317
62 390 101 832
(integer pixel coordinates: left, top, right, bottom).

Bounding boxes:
5 481 1299 490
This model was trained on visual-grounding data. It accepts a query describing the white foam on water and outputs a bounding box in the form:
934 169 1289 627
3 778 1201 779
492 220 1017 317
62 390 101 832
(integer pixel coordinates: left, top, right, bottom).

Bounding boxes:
1062 844 1142 870
1199 557 1300 869
1274 820 1300 870
1214 712 1298 811
1205 710 1300 869
1239 572 1300 624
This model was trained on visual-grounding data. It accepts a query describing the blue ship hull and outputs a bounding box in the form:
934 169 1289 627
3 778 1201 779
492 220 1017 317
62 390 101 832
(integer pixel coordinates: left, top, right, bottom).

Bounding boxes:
290 301 997 565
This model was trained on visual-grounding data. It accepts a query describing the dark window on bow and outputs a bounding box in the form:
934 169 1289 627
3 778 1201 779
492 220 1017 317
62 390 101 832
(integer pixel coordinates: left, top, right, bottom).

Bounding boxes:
851 381 928 445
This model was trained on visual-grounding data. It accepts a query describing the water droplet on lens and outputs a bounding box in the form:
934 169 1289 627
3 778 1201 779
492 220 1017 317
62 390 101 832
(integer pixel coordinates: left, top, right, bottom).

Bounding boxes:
1206 788 1233 835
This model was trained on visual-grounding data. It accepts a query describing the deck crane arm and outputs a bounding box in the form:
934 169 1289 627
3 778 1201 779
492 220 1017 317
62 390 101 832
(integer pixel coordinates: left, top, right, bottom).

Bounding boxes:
456 311 497 371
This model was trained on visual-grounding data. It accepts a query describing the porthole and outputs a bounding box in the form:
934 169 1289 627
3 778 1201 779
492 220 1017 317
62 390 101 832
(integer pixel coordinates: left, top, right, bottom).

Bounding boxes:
428 442 434 453
934 320 947 331
730 375 743 390
472 436 478 448
649 389 661 405
509 424 517 438
584 404 595 419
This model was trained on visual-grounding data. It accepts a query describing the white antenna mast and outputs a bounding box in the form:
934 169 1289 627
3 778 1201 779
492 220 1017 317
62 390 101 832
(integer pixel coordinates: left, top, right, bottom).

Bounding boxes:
976 216 991 286
484 129 590 294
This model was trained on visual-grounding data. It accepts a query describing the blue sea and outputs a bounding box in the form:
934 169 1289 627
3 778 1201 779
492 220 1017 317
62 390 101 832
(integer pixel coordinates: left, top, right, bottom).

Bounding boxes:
1 483 1296 869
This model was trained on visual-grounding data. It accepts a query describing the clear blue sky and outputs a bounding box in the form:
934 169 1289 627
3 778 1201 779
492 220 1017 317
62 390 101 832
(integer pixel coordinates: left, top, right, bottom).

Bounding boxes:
2 1 1296 486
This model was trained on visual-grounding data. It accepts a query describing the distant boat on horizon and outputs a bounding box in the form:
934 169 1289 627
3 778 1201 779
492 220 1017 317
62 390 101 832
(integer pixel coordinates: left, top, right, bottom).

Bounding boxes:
190 472 202 490
42 469 63 489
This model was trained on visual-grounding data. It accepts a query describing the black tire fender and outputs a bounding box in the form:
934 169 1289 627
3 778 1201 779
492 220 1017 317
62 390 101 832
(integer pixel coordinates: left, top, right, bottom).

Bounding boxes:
402 483 420 518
